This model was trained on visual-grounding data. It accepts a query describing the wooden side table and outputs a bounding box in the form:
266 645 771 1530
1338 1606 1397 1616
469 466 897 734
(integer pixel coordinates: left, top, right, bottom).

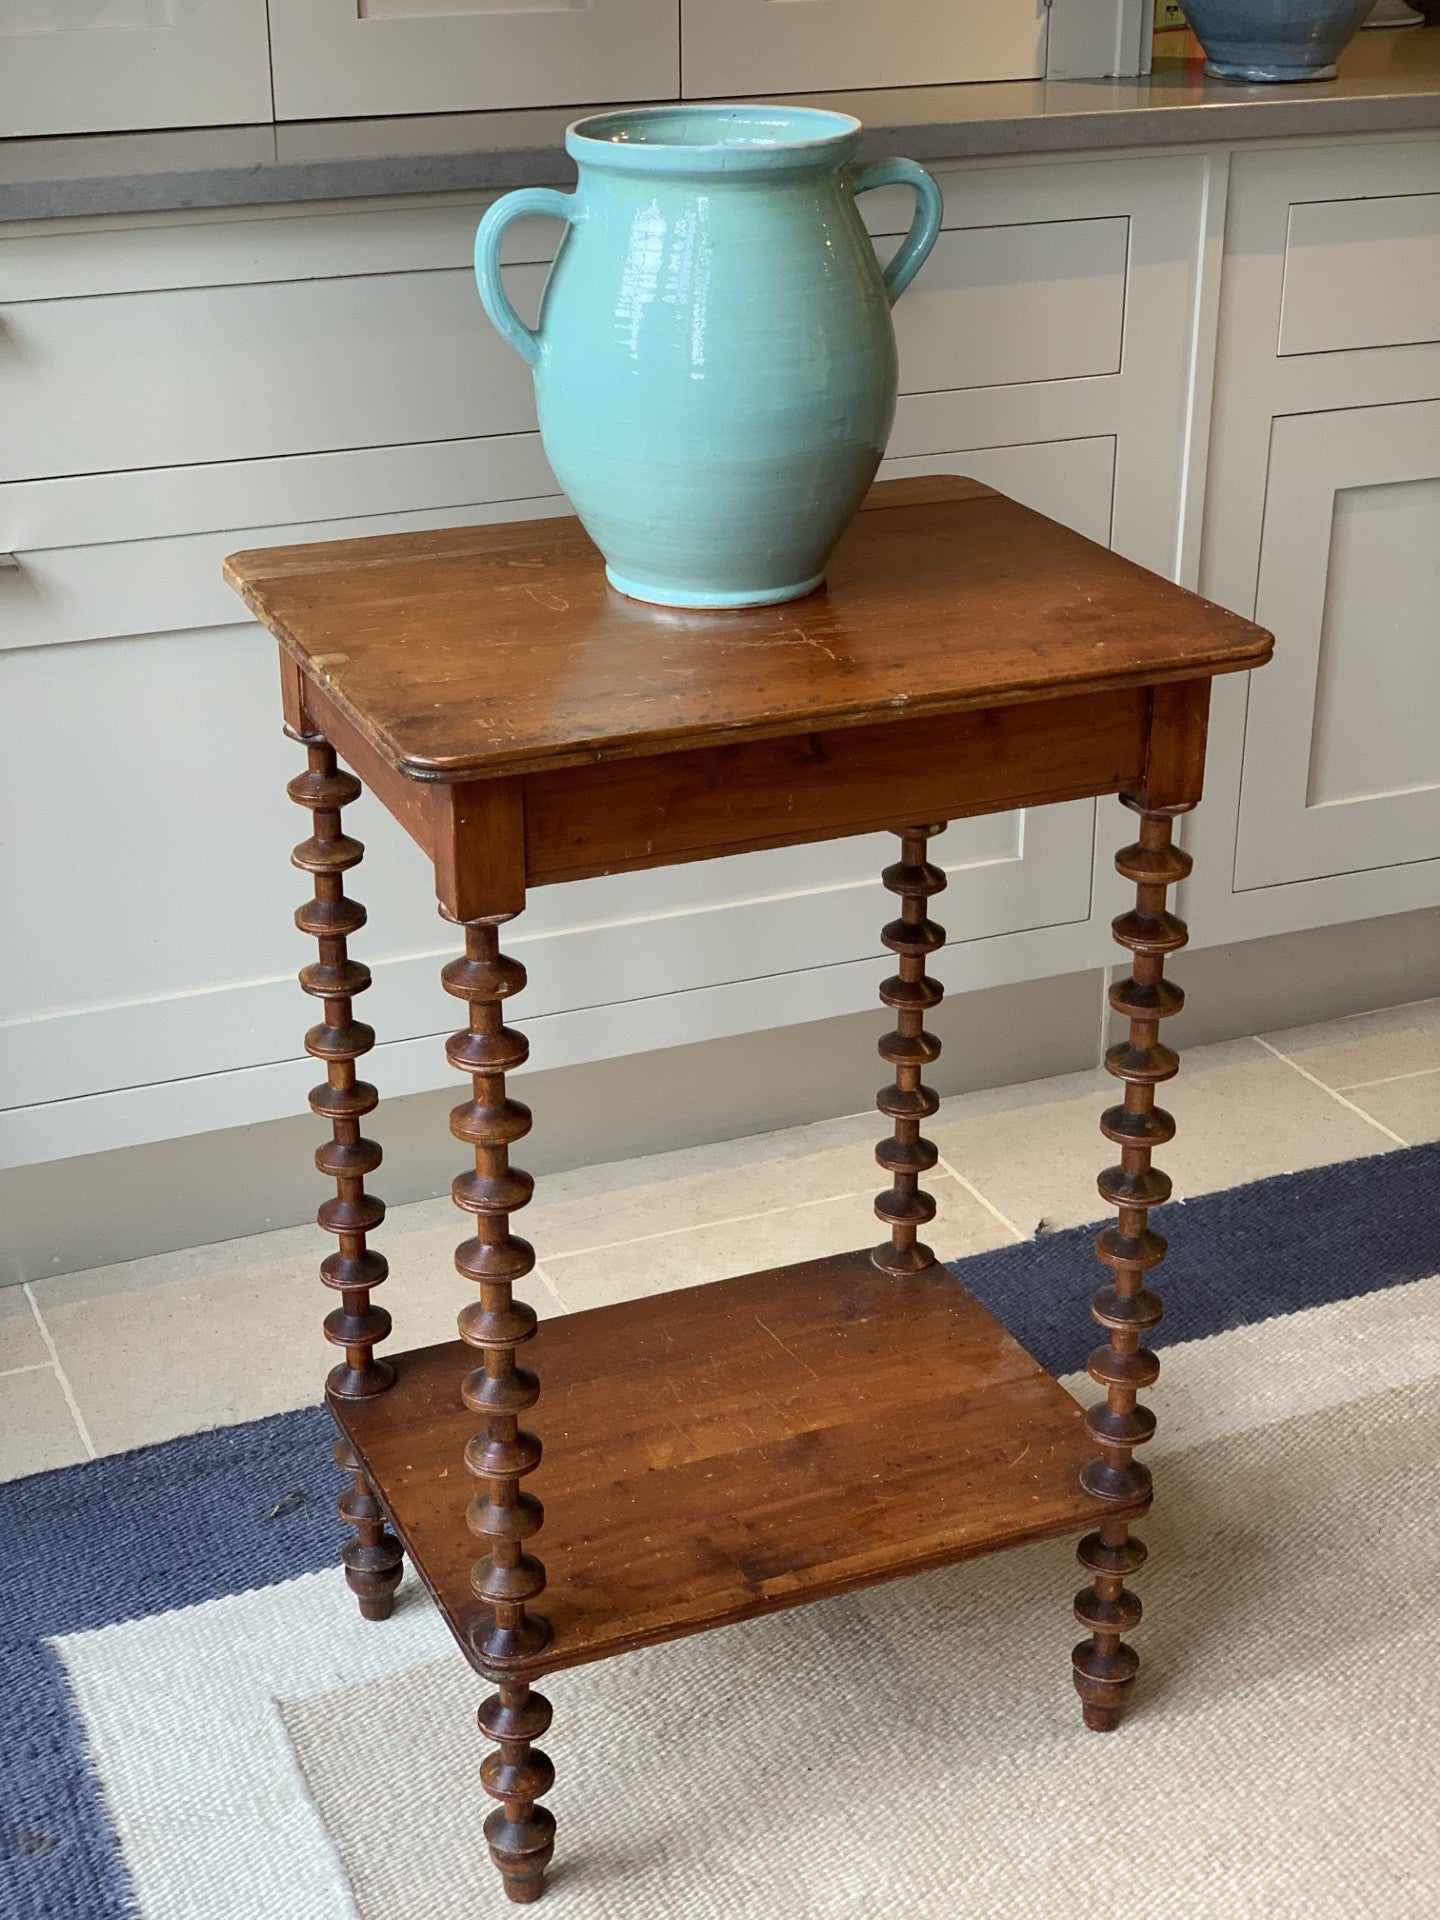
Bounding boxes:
226 476 1272 1906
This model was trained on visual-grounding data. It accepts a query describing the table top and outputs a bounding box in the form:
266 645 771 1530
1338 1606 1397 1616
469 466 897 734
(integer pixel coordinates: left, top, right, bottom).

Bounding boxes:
225 475 1272 783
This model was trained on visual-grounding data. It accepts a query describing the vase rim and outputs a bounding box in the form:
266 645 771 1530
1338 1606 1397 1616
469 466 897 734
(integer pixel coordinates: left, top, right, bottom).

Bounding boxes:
566 104 863 173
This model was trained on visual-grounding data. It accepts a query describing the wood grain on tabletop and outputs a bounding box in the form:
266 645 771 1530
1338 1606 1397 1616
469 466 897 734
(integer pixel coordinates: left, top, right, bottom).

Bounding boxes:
227 475 1272 782
333 1248 1149 1678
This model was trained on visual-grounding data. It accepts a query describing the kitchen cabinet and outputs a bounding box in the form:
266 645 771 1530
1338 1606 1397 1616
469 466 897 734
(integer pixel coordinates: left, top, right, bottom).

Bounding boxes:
1190 139 1440 944
5 133 1438 1193
4 0 1090 133
0 149 1206 1165
0 0 271 139
1236 401 1440 891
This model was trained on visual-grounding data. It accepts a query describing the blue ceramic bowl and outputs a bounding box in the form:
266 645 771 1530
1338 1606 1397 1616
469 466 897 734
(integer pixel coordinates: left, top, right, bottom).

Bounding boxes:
1181 0 1373 78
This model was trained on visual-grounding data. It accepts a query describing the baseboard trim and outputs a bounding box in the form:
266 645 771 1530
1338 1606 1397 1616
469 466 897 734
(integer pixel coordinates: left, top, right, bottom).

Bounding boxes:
4 904 1437 1288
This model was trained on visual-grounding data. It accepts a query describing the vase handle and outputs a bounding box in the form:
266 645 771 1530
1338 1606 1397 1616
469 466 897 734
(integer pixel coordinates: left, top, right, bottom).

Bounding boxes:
847 158 944 305
474 186 581 368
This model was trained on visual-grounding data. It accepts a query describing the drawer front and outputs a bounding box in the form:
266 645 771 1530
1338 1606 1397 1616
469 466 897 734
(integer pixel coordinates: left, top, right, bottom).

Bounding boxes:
0 0 271 138
0 266 544 483
1280 191 1440 357
269 0 678 121
892 217 1128 395
2 184 1132 483
0 415 1115 657
0 435 562 650
680 0 1046 95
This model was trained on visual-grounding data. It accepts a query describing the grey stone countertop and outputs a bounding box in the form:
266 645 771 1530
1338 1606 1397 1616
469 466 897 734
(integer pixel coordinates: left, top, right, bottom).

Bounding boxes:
3 29 1439 224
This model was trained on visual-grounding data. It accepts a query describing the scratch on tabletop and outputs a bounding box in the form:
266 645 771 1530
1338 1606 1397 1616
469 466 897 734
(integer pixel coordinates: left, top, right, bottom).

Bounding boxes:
752 1312 819 1378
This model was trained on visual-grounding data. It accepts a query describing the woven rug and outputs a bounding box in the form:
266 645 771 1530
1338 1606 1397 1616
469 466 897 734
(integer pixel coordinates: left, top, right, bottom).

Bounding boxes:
7 1144 1440 1920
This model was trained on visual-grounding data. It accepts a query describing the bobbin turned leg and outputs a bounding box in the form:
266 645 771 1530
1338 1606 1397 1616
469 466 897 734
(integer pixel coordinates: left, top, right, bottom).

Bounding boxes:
873 824 948 1275
442 914 555 1903
287 727 402 1622
1073 798 1193 1731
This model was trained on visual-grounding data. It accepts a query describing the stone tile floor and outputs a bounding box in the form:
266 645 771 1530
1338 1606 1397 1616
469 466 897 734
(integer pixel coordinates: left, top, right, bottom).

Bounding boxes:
4 998 1437 1481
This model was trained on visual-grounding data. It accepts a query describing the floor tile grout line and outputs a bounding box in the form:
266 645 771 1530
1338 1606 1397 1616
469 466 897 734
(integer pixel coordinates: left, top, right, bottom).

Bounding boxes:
1333 1064 1440 1094
1268 991 1440 1029
22 1283 98 1459
934 1154 1027 1243
0 1360 54 1381
529 1261 568 1315
539 1164 1001 1269
1251 1037 1410 1149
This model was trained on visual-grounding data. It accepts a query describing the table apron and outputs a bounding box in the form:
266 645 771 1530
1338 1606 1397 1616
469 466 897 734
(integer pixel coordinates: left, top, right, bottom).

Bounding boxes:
520 689 1150 884
289 669 1204 918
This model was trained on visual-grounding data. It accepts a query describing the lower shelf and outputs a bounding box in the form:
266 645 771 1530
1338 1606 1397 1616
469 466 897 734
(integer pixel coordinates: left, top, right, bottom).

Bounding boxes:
333 1248 1141 1678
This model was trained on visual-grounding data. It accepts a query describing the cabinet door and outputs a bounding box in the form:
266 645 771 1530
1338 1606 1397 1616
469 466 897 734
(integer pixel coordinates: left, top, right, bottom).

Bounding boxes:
0 0 270 137
1234 401 1440 890
269 0 678 120
681 0 1046 94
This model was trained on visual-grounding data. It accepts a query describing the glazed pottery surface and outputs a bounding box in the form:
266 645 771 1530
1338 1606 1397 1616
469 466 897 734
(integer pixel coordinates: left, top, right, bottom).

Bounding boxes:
474 105 942 608
1181 0 1374 79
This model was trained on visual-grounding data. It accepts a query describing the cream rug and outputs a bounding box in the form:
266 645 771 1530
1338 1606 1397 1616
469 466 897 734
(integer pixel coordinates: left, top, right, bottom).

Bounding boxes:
259 1275 1440 1919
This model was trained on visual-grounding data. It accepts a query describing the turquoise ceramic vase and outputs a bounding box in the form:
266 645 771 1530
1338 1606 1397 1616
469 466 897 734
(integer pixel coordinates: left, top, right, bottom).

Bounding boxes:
474 105 943 608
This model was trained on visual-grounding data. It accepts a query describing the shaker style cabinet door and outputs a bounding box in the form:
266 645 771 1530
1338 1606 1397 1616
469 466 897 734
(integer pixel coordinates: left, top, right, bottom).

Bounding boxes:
681 0 1047 95
1234 400 1440 891
269 0 678 119
0 0 271 137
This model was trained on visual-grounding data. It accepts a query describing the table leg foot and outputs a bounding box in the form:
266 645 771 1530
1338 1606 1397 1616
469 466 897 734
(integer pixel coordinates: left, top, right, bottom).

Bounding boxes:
1072 800 1192 1731
334 1436 404 1621
480 1682 556 1903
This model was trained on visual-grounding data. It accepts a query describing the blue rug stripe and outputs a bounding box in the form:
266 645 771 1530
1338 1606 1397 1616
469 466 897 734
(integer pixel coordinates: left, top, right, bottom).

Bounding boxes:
948 1140 1440 1379
3 1406 339 1920
3 1140 1437 1920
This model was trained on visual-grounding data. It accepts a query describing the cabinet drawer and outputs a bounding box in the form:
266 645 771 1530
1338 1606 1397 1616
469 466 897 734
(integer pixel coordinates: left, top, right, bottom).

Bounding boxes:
3 188 1129 482
681 0 1045 95
0 266 544 483
0 436 562 649
269 0 677 120
894 217 1127 395
1280 192 1440 356
0 0 271 138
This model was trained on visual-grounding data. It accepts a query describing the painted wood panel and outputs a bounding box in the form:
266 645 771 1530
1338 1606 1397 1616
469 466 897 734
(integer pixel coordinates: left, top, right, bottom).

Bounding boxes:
681 0 1047 94
895 219 1128 394
0 438 564 651
0 0 271 138
268 0 677 120
1 210 1128 483
0 267 546 481
1234 401 1440 891
1280 190 1440 357
1190 137 1440 948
